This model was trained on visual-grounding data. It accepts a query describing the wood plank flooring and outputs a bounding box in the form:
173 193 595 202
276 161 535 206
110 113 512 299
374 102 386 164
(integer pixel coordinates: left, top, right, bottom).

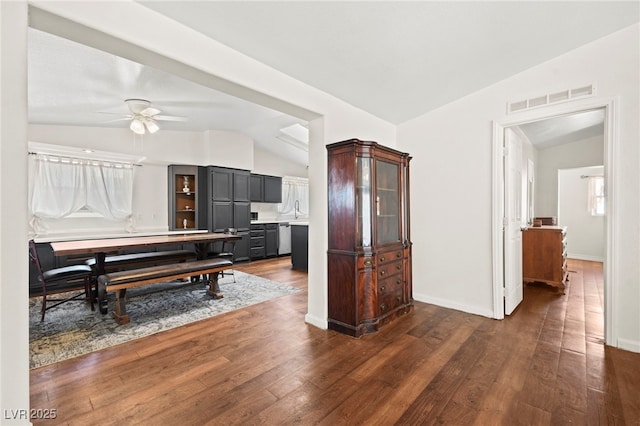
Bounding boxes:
30 258 640 425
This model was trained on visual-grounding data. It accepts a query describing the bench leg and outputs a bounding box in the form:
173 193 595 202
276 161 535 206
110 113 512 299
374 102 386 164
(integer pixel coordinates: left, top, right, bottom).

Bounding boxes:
112 288 130 325
207 271 224 299
97 281 109 315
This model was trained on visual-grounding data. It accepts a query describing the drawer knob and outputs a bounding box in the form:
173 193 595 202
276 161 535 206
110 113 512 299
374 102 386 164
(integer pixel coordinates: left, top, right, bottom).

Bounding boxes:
380 303 387 311
364 259 372 266
396 264 401 270
380 256 386 262
380 270 386 276
380 285 386 292
396 252 402 258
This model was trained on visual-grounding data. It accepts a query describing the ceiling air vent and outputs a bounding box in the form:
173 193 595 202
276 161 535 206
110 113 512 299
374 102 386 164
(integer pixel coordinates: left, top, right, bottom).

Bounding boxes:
507 84 595 114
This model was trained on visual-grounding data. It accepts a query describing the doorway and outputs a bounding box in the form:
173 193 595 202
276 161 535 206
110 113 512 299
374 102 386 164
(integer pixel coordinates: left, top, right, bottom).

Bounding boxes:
492 99 616 346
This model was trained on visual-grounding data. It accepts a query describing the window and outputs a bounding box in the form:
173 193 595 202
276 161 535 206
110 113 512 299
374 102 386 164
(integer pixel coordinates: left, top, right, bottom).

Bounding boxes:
29 154 135 232
278 176 309 219
588 176 605 216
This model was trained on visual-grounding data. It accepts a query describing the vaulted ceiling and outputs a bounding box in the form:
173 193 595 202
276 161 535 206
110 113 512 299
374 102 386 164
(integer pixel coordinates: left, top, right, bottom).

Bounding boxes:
28 1 639 160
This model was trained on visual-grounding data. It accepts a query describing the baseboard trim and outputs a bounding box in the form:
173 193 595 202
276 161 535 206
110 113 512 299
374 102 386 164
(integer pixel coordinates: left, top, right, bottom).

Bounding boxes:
617 337 640 354
305 313 327 330
413 292 495 319
568 253 604 262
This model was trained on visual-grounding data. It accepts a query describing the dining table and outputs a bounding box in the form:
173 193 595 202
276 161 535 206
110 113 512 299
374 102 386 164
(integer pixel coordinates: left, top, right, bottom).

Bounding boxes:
48 231 241 276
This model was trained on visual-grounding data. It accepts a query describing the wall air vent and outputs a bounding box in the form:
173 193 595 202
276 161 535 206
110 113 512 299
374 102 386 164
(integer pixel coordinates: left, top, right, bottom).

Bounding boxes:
507 84 595 114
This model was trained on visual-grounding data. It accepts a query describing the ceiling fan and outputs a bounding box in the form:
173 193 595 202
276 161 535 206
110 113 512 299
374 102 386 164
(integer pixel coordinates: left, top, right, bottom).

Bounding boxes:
120 99 187 135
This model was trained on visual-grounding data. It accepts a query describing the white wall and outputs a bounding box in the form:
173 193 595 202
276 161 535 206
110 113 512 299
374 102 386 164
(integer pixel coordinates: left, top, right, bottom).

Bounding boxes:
1 2 396 416
535 134 604 218
1 3 30 423
398 24 639 352
27 124 261 236
559 166 605 261
252 145 308 178
28 124 308 236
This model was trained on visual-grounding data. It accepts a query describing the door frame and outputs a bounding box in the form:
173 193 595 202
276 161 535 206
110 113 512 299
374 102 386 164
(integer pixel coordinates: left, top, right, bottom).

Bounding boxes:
491 97 617 345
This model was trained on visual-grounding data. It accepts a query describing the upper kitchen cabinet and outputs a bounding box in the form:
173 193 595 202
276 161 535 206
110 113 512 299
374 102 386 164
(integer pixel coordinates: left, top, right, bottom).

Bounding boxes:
168 165 207 230
250 173 282 203
327 139 413 337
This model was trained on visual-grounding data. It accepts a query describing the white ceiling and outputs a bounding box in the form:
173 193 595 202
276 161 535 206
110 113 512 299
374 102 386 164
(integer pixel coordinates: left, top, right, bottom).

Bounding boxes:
516 108 606 149
28 1 638 160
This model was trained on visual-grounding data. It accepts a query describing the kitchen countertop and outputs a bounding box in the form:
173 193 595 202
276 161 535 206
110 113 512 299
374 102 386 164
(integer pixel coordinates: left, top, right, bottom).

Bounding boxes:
251 219 308 225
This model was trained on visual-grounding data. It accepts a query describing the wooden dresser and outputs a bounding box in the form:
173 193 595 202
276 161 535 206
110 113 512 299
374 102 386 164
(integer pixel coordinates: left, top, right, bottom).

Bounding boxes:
522 226 568 293
327 139 412 337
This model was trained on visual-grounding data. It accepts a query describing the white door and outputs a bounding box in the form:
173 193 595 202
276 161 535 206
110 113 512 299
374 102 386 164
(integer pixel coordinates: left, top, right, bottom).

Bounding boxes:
504 129 524 315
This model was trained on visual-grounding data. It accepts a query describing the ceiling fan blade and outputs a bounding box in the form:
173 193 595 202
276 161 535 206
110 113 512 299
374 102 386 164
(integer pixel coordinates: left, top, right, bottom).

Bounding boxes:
101 117 132 123
140 107 161 117
154 115 188 122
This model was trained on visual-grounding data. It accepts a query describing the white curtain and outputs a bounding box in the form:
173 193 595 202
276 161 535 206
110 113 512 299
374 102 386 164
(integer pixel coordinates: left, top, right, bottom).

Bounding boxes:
278 176 309 219
29 155 134 232
85 162 134 220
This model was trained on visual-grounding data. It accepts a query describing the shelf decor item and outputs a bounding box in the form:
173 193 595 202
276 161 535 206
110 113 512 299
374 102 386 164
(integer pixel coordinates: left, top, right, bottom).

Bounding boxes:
182 176 191 193
327 138 413 337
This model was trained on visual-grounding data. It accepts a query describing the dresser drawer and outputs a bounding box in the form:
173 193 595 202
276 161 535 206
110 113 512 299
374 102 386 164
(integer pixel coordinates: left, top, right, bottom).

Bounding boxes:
378 275 404 295
377 290 405 315
377 248 404 265
378 260 403 280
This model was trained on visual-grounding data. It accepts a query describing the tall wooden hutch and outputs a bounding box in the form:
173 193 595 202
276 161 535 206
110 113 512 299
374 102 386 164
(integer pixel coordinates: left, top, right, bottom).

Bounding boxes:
327 139 412 337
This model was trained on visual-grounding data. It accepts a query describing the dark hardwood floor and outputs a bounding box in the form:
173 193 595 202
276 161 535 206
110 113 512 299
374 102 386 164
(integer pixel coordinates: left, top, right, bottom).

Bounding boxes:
30 257 639 425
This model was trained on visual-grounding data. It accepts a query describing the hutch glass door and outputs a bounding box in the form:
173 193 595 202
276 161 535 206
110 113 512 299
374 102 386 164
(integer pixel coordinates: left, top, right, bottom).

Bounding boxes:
356 157 373 247
376 159 400 244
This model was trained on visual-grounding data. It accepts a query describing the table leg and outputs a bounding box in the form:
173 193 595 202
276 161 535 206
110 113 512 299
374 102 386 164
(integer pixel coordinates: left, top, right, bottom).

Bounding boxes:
95 252 107 313
207 271 224 299
95 252 107 275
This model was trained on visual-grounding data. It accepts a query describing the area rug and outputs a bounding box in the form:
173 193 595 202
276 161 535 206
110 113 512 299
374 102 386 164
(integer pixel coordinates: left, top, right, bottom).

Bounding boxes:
29 271 300 369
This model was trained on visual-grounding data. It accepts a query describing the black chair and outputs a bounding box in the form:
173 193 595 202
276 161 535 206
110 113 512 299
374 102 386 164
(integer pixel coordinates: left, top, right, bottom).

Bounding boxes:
29 240 94 322
208 228 237 283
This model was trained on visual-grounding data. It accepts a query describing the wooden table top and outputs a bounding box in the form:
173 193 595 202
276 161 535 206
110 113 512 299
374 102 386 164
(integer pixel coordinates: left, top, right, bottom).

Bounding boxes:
49 232 240 256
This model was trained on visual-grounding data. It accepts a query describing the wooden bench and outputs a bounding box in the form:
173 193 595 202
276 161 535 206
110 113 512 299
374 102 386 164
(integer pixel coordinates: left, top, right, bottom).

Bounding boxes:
97 258 232 324
85 249 197 273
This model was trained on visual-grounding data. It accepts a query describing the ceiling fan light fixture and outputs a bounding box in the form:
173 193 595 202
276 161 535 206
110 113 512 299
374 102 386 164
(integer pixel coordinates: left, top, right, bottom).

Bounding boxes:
130 117 145 135
145 119 160 134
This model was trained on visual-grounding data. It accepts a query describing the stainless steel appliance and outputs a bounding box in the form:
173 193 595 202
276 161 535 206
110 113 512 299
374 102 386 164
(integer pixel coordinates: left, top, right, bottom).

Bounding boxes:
278 222 291 255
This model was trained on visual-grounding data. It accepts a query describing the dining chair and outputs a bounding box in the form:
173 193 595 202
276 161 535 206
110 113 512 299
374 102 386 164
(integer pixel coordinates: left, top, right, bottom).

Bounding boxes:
29 240 95 322
208 228 237 283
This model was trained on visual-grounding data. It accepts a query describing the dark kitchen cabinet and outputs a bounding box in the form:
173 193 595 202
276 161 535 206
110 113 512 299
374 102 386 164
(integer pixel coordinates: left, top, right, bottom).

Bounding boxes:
208 166 251 261
168 165 207 230
250 174 263 202
250 223 278 259
265 223 279 257
291 224 308 270
327 139 413 337
263 175 282 203
249 174 282 203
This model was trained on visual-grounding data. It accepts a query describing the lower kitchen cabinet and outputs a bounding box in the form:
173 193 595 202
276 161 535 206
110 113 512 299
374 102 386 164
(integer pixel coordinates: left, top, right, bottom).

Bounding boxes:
265 224 278 257
250 223 279 260
291 224 308 270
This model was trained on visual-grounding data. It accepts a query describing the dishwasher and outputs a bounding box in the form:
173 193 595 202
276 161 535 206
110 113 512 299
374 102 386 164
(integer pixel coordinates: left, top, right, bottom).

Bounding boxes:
278 223 291 255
